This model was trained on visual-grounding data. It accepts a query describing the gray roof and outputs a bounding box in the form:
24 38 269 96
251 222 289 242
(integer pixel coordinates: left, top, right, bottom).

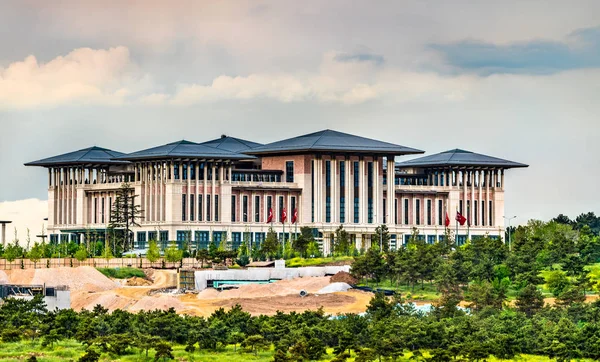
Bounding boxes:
246 129 424 155
25 146 128 167
396 149 528 169
113 140 255 161
200 135 263 153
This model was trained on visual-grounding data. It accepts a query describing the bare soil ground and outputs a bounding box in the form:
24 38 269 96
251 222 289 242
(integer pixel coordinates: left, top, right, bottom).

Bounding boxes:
0 267 373 316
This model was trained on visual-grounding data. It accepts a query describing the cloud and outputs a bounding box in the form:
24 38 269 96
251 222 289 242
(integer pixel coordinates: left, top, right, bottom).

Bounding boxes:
334 52 385 65
430 26 600 75
0 46 149 109
0 199 47 248
163 52 473 105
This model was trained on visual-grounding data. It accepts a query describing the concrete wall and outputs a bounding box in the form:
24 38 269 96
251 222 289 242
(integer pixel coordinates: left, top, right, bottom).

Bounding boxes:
194 265 350 291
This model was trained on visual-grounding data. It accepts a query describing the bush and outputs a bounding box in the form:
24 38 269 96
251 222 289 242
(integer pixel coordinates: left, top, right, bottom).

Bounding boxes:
1 328 21 342
96 267 146 279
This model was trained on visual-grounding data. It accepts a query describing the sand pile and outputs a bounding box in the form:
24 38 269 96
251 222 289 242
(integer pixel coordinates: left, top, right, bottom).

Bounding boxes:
126 277 152 286
72 291 136 311
130 295 186 312
197 277 332 300
330 271 358 285
317 282 352 294
3 267 117 292
0 270 8 283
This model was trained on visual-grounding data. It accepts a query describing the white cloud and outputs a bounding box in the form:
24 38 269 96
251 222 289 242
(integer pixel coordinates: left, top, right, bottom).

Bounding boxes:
0 46 147 109
0 199 48 248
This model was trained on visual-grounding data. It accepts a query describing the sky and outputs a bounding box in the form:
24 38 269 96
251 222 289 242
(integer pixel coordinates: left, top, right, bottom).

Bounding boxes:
0 0 599 240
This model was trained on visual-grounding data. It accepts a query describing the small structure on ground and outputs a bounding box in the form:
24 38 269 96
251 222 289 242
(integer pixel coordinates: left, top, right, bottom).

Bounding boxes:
0 284 70 310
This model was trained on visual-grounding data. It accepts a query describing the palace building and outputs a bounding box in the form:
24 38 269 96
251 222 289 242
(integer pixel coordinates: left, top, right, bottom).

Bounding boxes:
25 129 528 253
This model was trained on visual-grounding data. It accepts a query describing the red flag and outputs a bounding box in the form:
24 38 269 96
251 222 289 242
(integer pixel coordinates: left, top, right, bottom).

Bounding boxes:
445 211 450 227
281 207 287 223
266 208 273 223
292 208 298 224
456 211 467 226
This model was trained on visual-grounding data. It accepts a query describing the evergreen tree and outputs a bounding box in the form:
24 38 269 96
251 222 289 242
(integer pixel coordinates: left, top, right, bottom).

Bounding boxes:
108 183 142 253
261 228 279 260
333 225 351 256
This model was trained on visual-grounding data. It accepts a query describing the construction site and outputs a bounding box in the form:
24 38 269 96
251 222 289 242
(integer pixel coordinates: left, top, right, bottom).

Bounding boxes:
0 265 371 316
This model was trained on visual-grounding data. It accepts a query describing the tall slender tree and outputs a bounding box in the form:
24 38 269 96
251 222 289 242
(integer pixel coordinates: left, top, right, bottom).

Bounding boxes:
108 183 143 253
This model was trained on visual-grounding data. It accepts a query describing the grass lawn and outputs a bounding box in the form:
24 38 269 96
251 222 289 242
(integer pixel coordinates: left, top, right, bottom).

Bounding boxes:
96 267 146 279
0 342 592 362
285 256 354 268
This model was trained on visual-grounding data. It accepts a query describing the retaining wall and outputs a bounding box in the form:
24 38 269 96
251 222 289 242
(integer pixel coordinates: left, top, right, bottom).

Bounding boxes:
194 265 351 291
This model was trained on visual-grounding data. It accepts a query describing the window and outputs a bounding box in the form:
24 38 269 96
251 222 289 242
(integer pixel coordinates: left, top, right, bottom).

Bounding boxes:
206 195 211 221
148 231 157 241
404 199 409 224
232 232 242 250
394 198 398 225
438 200 443 226
474 201 478 226
182 194 187 221
427 235 436 244
286 161 294 183
459 200 463 214
101 198 105 223
176 230 191 242
190 195 195 221
489 200 493 226
383 198 387 223
137 232 147 243
279 196 284 222
427 199 432 225
231 195 236 222
416 199 421 225
174 163 180 180
214 195 219 221
159 231 169 242
254 195 260 222
183 164 188 180
481 200 485 226
198 196 203 221
94 198 97 223
195 231 210 249
291 197 296 219
254 232 265 245
243 195 248 222
267 196 272 217
190 163 195 180
213 231 224 247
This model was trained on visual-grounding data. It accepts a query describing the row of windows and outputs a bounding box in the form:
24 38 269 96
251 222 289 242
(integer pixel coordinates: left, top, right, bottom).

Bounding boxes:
182 194 218 222
231 194 297 223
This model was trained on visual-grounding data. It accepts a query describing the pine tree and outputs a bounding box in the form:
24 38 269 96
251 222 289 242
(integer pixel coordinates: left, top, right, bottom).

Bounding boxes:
108 183 142 253
261 227 279 260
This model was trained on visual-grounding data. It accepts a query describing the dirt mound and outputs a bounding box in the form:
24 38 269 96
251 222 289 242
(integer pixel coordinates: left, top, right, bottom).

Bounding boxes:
126 277 152 286
318 282 352 294
330 271 357 285
72 291 136 311
129 295 186 312
197 277 332 300
3 266 117 292
0 270 8 283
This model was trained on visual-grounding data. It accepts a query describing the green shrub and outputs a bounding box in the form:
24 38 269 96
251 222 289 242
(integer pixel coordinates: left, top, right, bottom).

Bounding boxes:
96 267 146 279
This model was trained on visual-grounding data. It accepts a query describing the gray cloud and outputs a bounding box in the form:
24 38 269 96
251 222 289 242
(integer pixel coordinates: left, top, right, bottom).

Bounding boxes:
334 52 385 65
430 26 600 75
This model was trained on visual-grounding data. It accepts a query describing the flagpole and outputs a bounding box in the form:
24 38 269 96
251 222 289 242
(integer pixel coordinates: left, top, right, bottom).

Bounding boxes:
455 206 458 246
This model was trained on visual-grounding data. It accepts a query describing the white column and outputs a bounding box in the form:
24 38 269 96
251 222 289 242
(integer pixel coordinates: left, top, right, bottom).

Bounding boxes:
345 157 351 224
374 158 380 224
485 170 490 227
478 170 483 227
332 157 338 223
203 162 208 222
211 163 216 222
359 158 366 224
1 223 6 247
186 162 191 222
387 157 395 225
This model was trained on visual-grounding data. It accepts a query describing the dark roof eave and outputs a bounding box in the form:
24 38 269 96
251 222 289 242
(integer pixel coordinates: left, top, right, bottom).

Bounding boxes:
246 148 425 156
24 160 131 167
396 162 529 169
112 155 256 162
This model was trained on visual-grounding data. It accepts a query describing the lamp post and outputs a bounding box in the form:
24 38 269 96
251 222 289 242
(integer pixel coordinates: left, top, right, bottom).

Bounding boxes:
503 215 517 251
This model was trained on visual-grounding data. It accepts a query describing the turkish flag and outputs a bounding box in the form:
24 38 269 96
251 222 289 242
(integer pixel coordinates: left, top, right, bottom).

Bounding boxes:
456 211 467 226
445 212 450 227
292 208 298 224
266 208 273 223
281 207 287 223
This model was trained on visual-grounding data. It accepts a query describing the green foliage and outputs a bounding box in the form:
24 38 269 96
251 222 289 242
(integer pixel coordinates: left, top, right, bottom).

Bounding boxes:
164 242 183 263
261 228 279 260
74 244 88 262
333 225 351 256
147 240 161 263
96 267 146 279
28 241 44 265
